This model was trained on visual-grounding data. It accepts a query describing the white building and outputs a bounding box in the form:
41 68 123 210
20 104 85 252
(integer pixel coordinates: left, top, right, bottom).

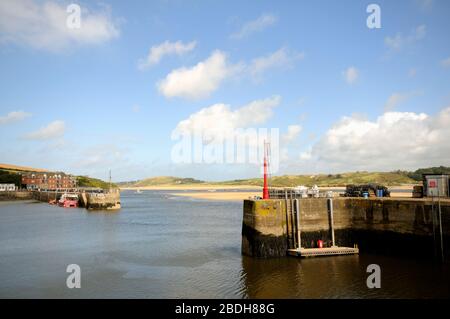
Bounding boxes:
0 184 17 191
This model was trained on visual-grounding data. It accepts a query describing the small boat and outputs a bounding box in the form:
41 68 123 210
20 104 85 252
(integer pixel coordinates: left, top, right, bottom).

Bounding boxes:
136 189 142 194
58 193 79 208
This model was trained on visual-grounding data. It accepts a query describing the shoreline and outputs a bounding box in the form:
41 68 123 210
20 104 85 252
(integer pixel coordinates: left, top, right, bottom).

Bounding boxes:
0 199 36 204
167 185 415 201
169 191 260 201
121 184 261 191
121 184 418 191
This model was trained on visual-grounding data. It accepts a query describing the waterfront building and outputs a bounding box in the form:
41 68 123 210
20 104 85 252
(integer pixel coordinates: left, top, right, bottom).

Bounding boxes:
21 172 77 190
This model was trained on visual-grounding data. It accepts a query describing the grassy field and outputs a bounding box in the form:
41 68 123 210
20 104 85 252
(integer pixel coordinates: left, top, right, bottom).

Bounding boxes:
120 176 203 188
76 176 117 189
219 171 417 187
120 171 421 188
122 166 450 188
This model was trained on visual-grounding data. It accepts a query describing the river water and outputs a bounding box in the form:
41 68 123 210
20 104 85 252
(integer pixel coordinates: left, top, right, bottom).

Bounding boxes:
0 190 449 299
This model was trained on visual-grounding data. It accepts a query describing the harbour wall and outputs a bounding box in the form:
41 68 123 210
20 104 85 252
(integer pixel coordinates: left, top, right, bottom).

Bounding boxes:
242 198 450 260
31 189 121 210
0 191 33 201
83 191 121 210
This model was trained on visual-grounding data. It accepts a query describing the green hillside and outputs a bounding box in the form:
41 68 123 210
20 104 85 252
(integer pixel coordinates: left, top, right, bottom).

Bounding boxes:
219 171 417 187
0 169 22 185
123 176 204 187
406 166 450 181
4 164 449 189
76 176 117 189
121 171 423 188
123 166 450 188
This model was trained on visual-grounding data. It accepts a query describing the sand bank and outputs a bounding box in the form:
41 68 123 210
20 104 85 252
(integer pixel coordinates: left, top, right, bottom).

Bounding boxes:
121 184 260 191
169 191 260 201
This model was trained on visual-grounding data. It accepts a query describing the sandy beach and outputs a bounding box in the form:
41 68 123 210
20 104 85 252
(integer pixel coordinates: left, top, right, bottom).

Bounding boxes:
121 184 261 191
169 191 261 201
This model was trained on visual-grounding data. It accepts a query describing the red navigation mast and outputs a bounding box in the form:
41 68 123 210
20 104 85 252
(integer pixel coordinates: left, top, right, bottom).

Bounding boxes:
263 141 270 199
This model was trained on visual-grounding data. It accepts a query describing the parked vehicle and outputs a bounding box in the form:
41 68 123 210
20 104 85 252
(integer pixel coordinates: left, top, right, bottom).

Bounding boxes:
344 184 390 198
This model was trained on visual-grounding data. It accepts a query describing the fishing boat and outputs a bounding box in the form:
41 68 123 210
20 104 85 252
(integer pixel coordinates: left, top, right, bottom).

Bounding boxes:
58 193 79 208
136 189 142 194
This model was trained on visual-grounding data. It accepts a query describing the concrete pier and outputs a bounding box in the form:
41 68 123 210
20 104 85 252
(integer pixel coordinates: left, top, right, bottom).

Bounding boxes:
84 190 121 210
30 189 121 210
0 191 33 201
242 197 450 260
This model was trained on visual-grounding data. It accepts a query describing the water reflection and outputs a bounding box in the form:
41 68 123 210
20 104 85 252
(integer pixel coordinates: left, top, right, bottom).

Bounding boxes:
241 253 450 298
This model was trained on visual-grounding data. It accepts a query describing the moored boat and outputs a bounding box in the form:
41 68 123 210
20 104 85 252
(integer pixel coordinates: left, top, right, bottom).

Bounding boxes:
58 193 79 208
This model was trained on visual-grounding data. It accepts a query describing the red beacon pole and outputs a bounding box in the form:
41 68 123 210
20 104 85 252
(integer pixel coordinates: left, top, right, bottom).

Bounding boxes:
262 142 270 199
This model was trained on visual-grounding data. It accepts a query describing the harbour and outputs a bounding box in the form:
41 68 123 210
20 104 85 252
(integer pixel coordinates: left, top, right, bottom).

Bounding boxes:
242 195 450 261
0 189 121 210
0 190 449 299
0 165 121 210
241 144 450 261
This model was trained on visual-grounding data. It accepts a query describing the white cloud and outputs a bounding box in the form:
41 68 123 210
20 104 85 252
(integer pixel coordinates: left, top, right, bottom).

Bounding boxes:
385 25 426 52
158 48 303 99
282 125 302 144
171 96 281 172
416 0 433 10
299 108 450 171
415 25 427 38
173 95 281 137
138 40 196 70
157 50 240 99
231 13 277 39
73 144 126 169
384 91 418 112
441 57 450 68
343 67 359 84
248 47 304 79
0 0 119 52
0 110 31 124
25 120 65 140
408 68 417 77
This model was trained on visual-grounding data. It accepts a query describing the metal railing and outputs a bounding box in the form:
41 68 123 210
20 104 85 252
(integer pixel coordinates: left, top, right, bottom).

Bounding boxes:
268 187 334 199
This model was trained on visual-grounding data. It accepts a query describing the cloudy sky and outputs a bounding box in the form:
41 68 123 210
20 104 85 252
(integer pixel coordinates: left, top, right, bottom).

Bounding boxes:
0 0 450 182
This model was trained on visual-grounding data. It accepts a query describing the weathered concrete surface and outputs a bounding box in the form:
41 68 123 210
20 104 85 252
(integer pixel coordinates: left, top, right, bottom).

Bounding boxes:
86 191 121 210
242 200 287 257
30 190 121 210
32 190 58 202
0 191 33 201
242 198 450 259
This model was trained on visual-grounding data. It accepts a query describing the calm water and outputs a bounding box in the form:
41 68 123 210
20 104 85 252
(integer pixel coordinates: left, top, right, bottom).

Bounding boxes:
0 190 449 299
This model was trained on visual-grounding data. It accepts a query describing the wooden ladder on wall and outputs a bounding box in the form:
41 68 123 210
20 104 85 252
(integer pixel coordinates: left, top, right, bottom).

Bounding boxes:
286 194 359 258
284 190 301 250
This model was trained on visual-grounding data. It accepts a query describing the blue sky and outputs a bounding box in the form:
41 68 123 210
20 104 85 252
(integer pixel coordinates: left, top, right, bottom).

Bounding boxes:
1 0 450 182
